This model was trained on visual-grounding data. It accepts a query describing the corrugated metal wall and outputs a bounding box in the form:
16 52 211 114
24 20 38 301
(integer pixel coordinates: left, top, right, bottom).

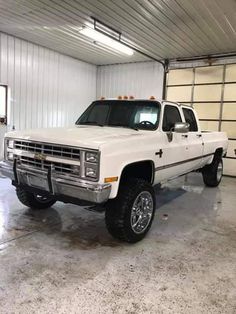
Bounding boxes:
96 62 164 99
0 32 97 131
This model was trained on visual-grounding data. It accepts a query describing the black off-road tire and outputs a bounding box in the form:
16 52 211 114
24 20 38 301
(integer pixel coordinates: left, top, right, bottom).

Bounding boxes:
105 178 156 243
16 188 56 209
202 157 223 187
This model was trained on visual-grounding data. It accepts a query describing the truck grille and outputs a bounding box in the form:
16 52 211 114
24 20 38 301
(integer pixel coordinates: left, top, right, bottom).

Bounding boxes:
14 140 80 160
13 140 80 175
20 156 73 174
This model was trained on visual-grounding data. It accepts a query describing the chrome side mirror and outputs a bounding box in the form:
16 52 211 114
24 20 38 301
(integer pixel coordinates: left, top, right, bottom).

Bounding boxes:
166 122 190 142
174 122 190 133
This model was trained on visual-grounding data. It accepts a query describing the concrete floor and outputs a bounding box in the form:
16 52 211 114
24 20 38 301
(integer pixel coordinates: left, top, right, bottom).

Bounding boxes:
0 174 236 314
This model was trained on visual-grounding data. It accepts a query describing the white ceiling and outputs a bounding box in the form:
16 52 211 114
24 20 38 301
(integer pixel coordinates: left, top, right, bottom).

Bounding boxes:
0 0 236 65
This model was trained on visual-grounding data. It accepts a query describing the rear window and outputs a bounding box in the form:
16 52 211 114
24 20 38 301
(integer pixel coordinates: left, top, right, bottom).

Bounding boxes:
183 108 198 132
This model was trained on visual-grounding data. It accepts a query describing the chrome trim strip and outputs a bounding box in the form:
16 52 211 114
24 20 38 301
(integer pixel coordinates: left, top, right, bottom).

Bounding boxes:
155 153 214 171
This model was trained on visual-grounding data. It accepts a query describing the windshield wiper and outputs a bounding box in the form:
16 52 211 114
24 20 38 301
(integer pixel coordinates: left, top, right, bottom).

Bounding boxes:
109 123 139 131
79 121 103 127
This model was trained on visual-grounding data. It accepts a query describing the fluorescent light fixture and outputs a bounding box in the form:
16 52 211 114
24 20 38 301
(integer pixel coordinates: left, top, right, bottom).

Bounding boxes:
79 27 134 56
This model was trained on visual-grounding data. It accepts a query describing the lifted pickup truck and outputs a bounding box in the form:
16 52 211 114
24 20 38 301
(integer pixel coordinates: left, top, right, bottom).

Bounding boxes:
0 99 228 243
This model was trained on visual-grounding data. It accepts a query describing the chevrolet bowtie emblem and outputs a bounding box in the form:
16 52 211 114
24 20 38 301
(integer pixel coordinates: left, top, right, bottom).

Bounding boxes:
34 153 46 161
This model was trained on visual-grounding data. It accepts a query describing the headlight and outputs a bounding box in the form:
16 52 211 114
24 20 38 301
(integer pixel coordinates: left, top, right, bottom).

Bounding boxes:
7 139 14 149
85 152 98 163
85 167 97 178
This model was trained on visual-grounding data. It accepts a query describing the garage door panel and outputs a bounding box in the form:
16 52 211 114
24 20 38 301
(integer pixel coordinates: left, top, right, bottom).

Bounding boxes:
200 121 219 131
193 85 222 101
167 86 192 102
193 103 220 119
195 65 223 84
167 68 193 85
221 122 236 138
223 158 236 176
227 140 236 158
224 84 236 101
225 64 236 82
167 64 236 177
222 103 236 119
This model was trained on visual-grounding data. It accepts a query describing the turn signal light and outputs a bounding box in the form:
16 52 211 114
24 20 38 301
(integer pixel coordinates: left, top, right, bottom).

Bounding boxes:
104 176 118 183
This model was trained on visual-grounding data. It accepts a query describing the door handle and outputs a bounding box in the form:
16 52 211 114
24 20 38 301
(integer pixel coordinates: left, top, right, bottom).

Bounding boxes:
182 134 188 138
196 134 202 138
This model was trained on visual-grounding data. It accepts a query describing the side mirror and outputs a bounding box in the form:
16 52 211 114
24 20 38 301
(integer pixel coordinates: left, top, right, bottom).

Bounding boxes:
174 122 190 133
166 122 190 142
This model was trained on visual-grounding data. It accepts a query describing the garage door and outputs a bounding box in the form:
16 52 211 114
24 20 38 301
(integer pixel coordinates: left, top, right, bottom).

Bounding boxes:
166 64 236 177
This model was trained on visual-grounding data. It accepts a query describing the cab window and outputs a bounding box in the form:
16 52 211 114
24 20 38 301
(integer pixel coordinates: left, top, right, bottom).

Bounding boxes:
162 105 182 132
183 108 198 132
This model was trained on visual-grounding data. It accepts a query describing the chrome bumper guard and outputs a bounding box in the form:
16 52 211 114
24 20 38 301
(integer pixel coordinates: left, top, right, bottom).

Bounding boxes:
0 161 111 204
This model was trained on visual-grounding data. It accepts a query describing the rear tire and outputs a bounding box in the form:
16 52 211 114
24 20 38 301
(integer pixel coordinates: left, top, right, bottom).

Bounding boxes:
202 157 223 187
16 188 56 209
105 178 156 243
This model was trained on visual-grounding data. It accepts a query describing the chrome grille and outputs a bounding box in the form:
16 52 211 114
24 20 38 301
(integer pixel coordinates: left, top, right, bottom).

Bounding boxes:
19 156 75 174
13 140 80 175
14 140 80 160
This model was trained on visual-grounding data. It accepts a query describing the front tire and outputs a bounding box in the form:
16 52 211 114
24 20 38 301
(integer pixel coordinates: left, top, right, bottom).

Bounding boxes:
202 158 223 187
105 178 156 243
16 188 56 209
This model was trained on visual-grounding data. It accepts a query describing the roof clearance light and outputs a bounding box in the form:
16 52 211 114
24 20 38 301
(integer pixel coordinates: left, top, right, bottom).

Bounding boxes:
118 96 123 100
100 96 105 100
150 96 156 100
79 27 134 56
123 95 128 100
129 96 134 99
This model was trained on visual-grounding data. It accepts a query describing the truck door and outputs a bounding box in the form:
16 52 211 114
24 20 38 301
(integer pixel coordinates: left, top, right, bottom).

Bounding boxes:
154 103 191 183
182 107 204 171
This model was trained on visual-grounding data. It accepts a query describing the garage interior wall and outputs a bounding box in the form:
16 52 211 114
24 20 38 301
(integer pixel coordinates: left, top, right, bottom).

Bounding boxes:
0 32 97 132
166 62 236 177
96 61 164 99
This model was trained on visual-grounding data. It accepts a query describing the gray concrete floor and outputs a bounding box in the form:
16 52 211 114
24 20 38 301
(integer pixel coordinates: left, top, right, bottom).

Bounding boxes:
0 174 236 314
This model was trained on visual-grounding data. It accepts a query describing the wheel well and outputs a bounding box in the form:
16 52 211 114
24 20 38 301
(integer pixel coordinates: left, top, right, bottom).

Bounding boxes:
214 148 223 160
120 161 154 184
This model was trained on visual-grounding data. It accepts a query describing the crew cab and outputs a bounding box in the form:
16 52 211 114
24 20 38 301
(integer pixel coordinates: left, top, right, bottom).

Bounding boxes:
0 99 228 243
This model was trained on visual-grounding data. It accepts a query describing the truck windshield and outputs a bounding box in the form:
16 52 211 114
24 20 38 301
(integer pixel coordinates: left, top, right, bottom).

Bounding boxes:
76 100 160 131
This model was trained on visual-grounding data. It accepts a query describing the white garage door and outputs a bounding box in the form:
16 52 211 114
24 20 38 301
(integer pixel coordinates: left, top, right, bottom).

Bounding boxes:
166 64 236 177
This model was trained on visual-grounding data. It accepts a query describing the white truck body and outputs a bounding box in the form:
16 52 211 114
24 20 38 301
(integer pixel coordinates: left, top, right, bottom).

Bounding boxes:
0 100 228 203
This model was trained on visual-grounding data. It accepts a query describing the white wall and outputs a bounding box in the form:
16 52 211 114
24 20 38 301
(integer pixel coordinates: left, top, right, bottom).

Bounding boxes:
0 32 97 132
97 61 164 100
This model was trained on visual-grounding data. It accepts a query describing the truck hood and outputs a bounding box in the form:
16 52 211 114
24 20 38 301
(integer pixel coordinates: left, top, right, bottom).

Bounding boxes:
6 126 144 149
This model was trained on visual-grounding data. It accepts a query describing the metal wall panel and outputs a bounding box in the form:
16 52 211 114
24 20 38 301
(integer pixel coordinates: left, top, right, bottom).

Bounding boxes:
0 32 97 133
97 61 164 100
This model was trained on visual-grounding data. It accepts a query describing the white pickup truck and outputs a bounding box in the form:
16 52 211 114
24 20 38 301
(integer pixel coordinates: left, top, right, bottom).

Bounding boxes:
0 99 228 243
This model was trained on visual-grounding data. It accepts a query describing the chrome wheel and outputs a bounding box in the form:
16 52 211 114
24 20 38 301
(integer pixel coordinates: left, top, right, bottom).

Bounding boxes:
217 161 223 182
130 191 154 234
34 194 53 204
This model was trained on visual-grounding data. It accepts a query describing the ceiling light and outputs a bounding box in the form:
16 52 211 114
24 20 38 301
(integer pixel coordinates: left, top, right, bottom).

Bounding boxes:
79 27 134 56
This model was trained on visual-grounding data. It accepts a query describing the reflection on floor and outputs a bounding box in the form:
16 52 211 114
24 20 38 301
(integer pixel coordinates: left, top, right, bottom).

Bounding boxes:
0 174 236 313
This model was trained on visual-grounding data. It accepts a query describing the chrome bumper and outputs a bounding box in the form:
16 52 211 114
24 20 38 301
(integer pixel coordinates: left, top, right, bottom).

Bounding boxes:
0 161 111 204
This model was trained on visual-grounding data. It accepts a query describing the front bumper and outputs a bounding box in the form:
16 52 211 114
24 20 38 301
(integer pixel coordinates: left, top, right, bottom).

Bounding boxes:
0 161 111 204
